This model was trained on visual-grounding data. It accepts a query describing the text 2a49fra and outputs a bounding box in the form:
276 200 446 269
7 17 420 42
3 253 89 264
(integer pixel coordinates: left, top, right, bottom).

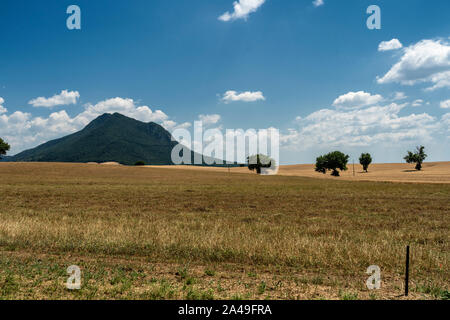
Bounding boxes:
223 304 272 316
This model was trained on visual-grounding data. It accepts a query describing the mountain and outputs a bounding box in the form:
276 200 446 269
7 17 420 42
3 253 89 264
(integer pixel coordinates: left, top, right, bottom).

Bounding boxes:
0 156 13 162
9 113 226 166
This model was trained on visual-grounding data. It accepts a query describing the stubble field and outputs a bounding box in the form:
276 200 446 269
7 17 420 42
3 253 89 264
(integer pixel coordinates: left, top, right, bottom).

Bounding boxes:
0 162 448 300
150 161 450 184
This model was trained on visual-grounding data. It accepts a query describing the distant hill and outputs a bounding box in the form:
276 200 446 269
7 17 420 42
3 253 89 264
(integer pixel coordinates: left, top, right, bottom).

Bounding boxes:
8 113 230 166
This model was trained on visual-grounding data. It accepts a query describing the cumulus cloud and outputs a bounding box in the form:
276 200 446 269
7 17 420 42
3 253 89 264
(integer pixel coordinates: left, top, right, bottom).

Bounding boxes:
393 92 407 100
198 114 221 126
378 39 403 52
81 97 168 124
162 120 191 131
442 113 450 123
441 99 450 109
218 0 265 22
280 90 449 160
425 71 450 91
377 39 450 90
281 103 441 152
332 91 383 109
411 99 424 107
28 90 80 107
312 0 324 7
0 97 6 114
443 113 450 137
222 90 265 103
0 97 185 154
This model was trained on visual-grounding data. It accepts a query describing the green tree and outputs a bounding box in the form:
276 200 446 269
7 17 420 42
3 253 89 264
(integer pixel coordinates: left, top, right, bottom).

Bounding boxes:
315 151 350 177
404 146 427 171
247 154 274 174
359 153 372 172
0 137 10 159
315 155 327 174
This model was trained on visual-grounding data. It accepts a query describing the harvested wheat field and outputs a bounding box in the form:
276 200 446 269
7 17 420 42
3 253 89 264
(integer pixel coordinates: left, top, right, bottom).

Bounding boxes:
148 162 450 184
0 162 448 300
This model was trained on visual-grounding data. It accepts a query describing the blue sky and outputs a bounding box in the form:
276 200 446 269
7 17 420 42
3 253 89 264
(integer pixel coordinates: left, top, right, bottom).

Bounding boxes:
0 0 449 164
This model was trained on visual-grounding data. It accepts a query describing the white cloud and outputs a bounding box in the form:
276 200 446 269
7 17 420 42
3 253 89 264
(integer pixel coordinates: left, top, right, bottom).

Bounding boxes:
378 39 403 52
411 99 424 107
442 113 450 123
162 120 191 131
198 114 221 126
443 113 450 134
440 99 450 109
280 90 449 158
222 90 265 103
28 90 80 108
312 0 324 7
0 97 6 114
81 97 168 124
218 0 265 22
0 97 186 154
282 102 441 151
377 39 450 90
441 113 450 139
393 92 407 100
332 91 383 109
425 71 450 91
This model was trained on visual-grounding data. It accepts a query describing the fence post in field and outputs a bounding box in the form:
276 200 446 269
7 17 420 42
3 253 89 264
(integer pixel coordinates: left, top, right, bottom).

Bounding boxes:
405 245 410 297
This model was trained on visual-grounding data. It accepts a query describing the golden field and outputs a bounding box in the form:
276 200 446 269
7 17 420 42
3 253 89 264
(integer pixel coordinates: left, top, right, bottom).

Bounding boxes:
149 161 450 184
0 162 448 300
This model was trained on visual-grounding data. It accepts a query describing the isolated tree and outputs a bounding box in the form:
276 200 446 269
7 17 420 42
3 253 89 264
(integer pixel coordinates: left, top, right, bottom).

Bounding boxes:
0 137 10 159
315 151 350 177
404 146 427 171
315 155 327 174
247 154 274 175
359 153 372 172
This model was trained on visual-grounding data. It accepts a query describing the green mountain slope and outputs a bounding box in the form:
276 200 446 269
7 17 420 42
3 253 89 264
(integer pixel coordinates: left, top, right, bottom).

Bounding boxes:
10 113 207 165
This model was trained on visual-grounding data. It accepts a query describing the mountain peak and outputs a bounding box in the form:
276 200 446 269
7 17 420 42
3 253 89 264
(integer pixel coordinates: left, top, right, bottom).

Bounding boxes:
10 113 178 165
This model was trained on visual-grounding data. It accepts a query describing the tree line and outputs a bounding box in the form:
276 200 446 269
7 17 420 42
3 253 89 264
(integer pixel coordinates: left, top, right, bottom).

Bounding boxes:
313 146 428 177
246 146 428 176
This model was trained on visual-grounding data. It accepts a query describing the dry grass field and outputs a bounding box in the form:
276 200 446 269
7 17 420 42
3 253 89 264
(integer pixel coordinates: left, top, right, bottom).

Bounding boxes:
149 161 450 184
0 162 448 300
